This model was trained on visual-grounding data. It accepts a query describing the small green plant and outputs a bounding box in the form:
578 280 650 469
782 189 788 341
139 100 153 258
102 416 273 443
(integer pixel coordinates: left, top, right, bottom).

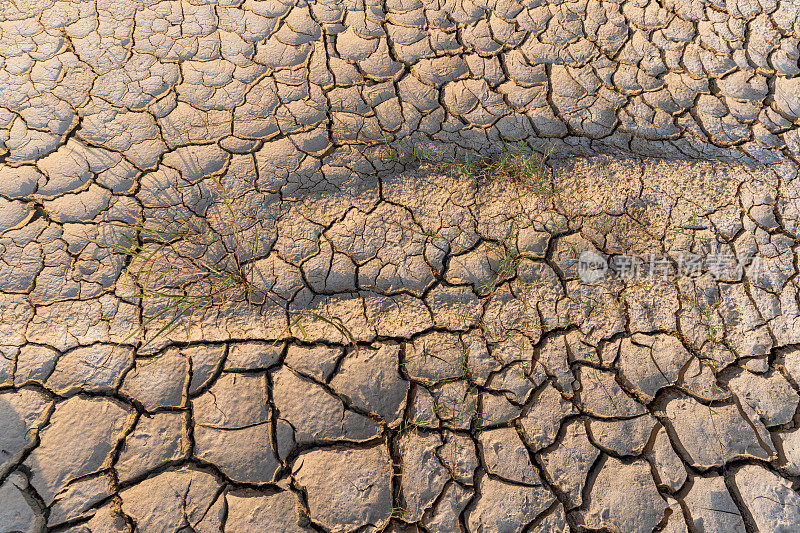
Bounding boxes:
475 238 520 297
277 312 356 348
707 406 731 467
381 139 451 168
391 506 408 519
472 409 506 432
363 132 561 200
84 177 355 348
489 142 563 199
394 418 421 439
679 292 736 365
81 181 263 346
433 387 469 423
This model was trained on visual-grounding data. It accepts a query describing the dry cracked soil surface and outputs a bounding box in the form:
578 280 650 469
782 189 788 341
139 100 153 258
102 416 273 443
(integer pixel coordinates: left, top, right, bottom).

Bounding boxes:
2 0 800 532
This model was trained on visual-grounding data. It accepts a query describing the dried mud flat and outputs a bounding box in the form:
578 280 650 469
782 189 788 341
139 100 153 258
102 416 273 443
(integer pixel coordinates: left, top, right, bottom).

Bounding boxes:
4 153 800 532
2 1 800 532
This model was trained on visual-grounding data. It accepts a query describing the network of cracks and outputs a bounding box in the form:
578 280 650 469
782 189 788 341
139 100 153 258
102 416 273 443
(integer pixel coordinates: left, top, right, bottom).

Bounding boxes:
2 154 800 532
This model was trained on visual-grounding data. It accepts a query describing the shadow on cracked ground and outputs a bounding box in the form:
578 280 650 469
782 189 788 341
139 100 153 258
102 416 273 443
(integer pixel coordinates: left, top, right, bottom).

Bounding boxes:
3 152 800 532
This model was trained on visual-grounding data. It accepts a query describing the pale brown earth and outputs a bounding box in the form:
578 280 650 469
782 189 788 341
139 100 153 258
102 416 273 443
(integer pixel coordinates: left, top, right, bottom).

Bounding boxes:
2 1 800 532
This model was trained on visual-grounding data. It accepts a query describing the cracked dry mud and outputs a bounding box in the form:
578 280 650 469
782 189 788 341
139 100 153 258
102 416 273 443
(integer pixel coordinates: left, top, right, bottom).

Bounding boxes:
2 1 800 532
